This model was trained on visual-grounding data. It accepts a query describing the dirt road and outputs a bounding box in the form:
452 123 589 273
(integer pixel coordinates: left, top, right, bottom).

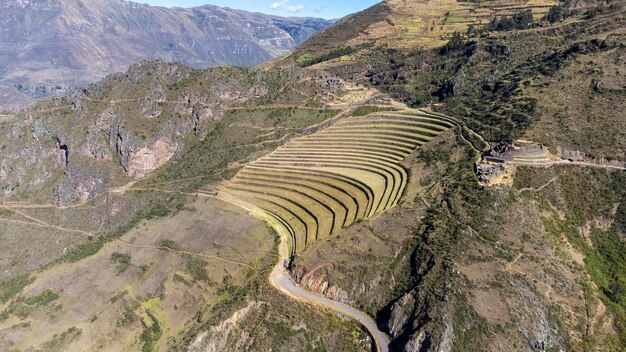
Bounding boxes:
214 192 390 352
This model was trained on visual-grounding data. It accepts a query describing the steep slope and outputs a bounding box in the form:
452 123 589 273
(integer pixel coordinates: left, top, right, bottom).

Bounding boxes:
1 0 625 351
263 0 626 351
272 0 557 68
0 56 386 351
0 0 332 94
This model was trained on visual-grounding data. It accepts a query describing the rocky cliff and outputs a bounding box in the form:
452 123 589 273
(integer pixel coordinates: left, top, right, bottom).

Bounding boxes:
0 61 337 206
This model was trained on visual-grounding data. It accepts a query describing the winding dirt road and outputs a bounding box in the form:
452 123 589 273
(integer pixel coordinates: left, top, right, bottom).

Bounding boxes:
214 192 390 352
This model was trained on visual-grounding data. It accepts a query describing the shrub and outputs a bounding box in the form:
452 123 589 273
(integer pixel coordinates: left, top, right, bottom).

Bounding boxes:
185 258 215 285
111 253 132 274
486 10 535 32
439 32 466 55
544 5 567 23
23 290 59 306
0 275 34 303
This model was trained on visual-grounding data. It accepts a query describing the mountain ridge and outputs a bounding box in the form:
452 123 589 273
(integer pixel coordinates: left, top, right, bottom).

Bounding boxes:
0 0 333 98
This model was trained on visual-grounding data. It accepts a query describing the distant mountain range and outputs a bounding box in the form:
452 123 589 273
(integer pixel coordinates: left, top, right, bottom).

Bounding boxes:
0 85 33 111
0 0 333 103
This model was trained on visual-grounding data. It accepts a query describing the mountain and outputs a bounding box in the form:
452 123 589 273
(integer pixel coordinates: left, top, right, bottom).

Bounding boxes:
0 0 332 94
1 0 625 351
272 0 557 67
0 85 33 111
269 0 626 350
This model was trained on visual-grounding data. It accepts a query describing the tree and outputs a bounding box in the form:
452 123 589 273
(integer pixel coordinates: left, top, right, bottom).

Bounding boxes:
544 5 566 23
439 32 465 55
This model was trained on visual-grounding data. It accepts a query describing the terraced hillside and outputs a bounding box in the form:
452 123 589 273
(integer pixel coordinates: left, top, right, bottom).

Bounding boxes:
217 109 455 254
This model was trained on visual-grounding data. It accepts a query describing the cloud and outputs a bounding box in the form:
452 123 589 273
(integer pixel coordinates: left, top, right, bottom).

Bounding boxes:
269 1 284 9
268 0 305 12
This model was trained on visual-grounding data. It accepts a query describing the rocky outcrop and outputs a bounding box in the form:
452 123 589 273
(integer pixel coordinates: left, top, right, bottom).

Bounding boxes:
556 146 626 167
189 302 261 352
126 139 177 178
293 263 350 302
0 61 338 205
0 85 33 111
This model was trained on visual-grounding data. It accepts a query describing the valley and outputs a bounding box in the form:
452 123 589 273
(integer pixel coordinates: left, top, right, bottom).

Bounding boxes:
0 0 625 351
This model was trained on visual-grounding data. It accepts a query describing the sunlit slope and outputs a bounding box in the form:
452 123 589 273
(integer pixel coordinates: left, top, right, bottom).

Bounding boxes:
272 0 557 68
217 110 455 254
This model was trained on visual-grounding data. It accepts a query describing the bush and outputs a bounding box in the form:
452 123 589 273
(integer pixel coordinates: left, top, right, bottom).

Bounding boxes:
486 10 535 32
140 310 163 352
0 275 34 303
23 289 59 306
185 258 215 285
439 32 466 55
111 253 132 274
544 5 567 23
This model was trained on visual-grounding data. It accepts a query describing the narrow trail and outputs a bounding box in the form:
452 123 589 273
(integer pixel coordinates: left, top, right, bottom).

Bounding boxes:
510 159 626 171
212 192 390 352
114 238 254 268
0 208 91 236
0 206 253 268
518 176 560 193
227 105 322 111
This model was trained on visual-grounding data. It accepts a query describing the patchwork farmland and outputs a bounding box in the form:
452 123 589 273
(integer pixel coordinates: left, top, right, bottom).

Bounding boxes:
217 109 456 255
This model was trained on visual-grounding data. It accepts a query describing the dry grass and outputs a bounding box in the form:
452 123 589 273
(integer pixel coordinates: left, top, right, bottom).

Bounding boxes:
0 197 274 351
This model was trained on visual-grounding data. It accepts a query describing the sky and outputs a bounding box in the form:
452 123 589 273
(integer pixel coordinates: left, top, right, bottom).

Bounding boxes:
138 0 380 19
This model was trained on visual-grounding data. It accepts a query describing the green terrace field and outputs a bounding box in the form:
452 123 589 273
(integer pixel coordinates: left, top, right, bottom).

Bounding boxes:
216 109 456 254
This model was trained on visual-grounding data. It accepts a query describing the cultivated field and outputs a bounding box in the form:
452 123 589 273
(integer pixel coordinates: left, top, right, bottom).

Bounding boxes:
217 109 455 254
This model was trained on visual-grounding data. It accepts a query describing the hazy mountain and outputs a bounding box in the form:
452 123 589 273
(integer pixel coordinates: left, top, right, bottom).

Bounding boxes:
0 0 332 94
0 85 33 111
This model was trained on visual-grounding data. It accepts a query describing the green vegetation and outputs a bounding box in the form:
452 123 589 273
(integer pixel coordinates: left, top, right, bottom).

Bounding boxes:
117 306 138 327
484 10 535 32
41 327 82 351
23 289 59 306
544 5 567 23
452 297 491 352
515 166 626 347
147 107 338 191
1 289 60 320
295 53 314 64
64 238 104 263
110 290 128 304
418 145 452 166
439 32 467 55
297 46 359 67
140 309 163 352
351 105 395 116
56 196 186 265
111 252 132 274
158 239 180 250
185 258 215 285
0 275 34 303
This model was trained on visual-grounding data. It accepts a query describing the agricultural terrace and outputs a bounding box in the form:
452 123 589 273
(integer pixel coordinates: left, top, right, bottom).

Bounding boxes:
218 110 455 254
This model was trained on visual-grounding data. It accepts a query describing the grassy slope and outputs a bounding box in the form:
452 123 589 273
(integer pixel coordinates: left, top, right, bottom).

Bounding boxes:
0 61 355 350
